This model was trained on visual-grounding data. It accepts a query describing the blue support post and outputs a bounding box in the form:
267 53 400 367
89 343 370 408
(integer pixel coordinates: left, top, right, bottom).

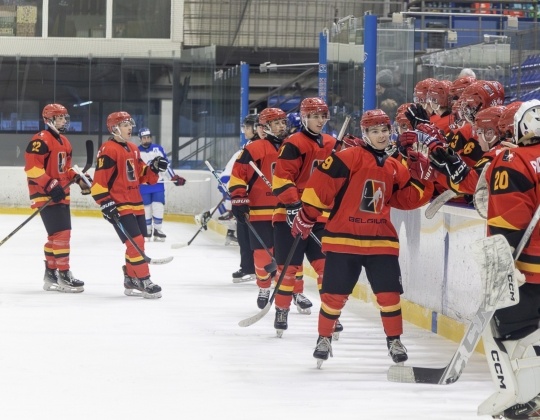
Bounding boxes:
363 15 377 113
240 62 250 146
318 31 328 103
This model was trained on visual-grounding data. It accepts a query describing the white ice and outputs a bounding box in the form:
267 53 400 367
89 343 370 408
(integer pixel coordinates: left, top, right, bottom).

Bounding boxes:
0 214 496 420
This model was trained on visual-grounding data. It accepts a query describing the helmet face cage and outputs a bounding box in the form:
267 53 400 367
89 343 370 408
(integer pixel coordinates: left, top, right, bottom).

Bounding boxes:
474 106 506 147
413 78 436 104
107 112 135 135
514 100 540 145
299 98 329 129
42 103 70 132
395 102 413 133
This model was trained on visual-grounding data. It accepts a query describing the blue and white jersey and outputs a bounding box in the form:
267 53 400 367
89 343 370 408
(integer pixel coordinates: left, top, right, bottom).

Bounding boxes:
138 143 175 194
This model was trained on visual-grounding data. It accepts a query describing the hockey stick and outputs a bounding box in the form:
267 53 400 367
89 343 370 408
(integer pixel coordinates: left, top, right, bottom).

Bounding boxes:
112 215 173 265
170 196 227 249
247 161 323 247
331 115 352 153
238 234 302 327
204 160 278 274
162 177 211 184
0 139 94 248
424 189 458 219
387 204 540 385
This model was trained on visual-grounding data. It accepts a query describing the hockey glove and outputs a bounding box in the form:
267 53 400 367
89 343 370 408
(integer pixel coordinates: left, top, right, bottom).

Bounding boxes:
45 179 66 203
291 209 315 240
398 131 419 157
285 201 302 227
75 174 93 195
231 196 250 223
407 142 437 182
429 148 470 184
405 103 431 129
100 199 120 222
149 156 169 174
171 174 186 186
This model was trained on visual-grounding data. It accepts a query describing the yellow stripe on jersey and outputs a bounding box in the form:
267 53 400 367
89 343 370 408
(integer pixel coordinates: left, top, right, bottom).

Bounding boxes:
302 187 332 211
379 302 401 313
321 302 341 316
125 254 145 264
517 261 540 274
323 236 399 249
118 204 144 212
91 183 109 196
488 215 520 231
272 174 294 191
25 166 46 179
229 174 247 189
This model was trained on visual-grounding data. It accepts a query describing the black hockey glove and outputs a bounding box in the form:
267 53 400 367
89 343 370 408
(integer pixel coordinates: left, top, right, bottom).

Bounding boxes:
231 196 250 223
285 201 302 227
405 103 431 129
429 148 470 184
45 179 66 203
149 156 168 174
100 199 120 223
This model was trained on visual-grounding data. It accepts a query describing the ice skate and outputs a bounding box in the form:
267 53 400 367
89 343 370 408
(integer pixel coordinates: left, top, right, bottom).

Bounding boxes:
144 226 153 242
123 266 162 299
218 210 234 221
313 335 333 369
293 293 312 315
153 229 166 242
387 337 408 364
231 269 256 283
274 307 289 338
333 320 343 341
256 287 271 309
224 229 238 246
56 270 85 293
499 394 540 419
43 262 60 291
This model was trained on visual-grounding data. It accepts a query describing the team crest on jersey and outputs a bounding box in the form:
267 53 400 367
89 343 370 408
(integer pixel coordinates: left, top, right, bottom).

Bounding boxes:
360 180 385 213
502 150 515 162
126 158 136 181
311 159 323 174
57 151 66 173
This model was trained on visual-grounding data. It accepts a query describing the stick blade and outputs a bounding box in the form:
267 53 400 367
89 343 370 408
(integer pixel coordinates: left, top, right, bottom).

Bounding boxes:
387 365 447 384
149 255 174 265
171 242 188 249
238 303 272 327
425 189 457 219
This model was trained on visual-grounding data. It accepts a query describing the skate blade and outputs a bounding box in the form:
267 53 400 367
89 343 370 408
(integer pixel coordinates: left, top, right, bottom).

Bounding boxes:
232 274 256 283
295 306 311 315
316 359 325 369
153 238 166 242
332 332 340 341
44 282 84 293
124 289 143 297
276 329 285 338
142 291 162 299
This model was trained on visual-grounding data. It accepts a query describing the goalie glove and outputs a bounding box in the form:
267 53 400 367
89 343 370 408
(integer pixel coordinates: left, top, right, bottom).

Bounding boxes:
429 147 470 184
407 142 437 182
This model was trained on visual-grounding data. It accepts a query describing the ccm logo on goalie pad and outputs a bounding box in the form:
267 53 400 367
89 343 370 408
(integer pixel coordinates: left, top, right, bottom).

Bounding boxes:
490 350 508 389
508 274 516 302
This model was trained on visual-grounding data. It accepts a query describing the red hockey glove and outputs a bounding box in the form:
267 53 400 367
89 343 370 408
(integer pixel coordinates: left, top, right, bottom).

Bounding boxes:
407 143 437 182
342 134 364 149
291 209 315 240
231 196 250 223
171 175 186 186
45 179 66 203
416 123 447 153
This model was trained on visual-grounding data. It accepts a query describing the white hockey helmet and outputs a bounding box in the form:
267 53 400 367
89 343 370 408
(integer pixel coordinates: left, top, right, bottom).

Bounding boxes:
513 99 540 146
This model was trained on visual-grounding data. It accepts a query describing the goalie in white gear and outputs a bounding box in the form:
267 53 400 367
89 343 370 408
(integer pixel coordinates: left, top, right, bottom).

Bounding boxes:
479 100 540 420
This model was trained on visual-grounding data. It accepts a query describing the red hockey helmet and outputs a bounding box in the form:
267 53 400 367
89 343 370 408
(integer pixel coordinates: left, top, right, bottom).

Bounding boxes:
395 102 413 132
427 80 452 110
497 101 522 139
106 111 135 134
258 108 287 126
449 76 476 101
474 105 506 150
460 81 504 123
361 109 391 130
42 103 70 132
300 97 329 119
414 78 436 104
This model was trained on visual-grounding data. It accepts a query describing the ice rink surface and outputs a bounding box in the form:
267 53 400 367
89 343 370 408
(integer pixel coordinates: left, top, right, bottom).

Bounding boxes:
0 213 496 420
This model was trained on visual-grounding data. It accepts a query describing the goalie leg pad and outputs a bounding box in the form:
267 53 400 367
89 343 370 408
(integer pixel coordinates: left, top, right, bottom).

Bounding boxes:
479 329 540 417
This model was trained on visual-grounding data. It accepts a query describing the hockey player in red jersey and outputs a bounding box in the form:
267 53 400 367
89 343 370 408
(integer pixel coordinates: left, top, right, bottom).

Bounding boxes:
290 109 434 367
478 100 540 419
271 97 340 336
91 111 165 299
229 107 287 308
24 103 89 293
